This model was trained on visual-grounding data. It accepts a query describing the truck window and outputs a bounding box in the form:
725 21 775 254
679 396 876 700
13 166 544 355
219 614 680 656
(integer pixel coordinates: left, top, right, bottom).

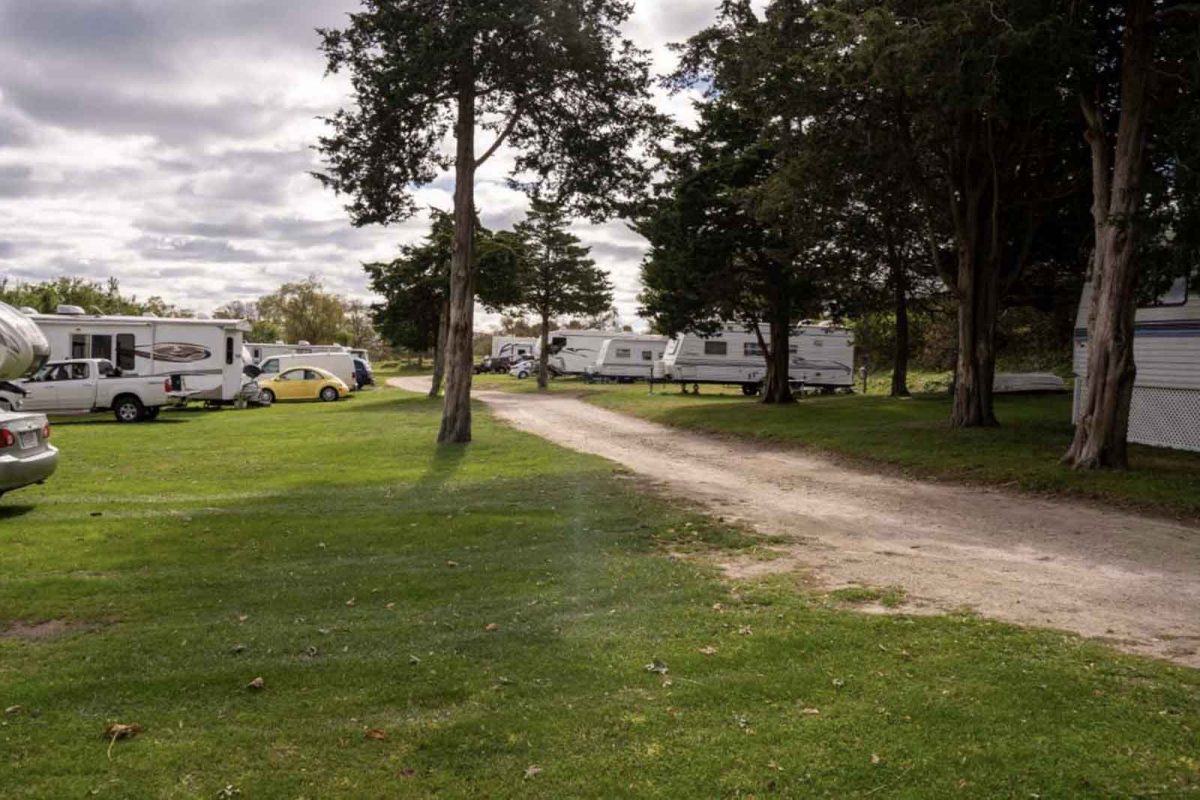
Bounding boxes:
91 334 113 362
97 361 118 378
116 334 136 371
68 363 89 380
71 334 86 359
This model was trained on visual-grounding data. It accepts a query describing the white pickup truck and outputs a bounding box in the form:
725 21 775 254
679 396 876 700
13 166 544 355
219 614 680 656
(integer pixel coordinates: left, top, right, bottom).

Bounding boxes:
0 359 174 423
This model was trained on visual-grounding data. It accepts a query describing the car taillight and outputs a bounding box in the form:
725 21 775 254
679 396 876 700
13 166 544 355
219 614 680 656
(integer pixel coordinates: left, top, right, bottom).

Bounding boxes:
0 429 13 449
42 423 51 440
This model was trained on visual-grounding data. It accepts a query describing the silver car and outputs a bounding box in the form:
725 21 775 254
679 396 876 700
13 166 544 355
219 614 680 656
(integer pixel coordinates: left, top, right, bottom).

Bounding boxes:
0 410 58 499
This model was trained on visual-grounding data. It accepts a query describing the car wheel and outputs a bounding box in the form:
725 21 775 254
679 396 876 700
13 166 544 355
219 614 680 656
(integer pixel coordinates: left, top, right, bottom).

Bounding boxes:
114 396 145 423
517 371 529 379
259 389 275 406
320 386 339 402
0 400 11 412
145 407 161 420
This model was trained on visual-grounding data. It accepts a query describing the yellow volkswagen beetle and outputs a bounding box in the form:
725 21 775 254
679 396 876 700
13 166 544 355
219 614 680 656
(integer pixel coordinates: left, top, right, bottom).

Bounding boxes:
257 366 350 405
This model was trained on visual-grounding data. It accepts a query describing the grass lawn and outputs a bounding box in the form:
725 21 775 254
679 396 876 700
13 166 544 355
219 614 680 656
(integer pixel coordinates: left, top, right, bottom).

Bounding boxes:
2 387 1199 798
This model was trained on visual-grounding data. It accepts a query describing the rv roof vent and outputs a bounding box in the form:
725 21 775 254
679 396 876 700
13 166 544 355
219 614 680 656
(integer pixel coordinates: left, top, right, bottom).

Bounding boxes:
18 306 38 315
297 340 311 346
56 304 86 315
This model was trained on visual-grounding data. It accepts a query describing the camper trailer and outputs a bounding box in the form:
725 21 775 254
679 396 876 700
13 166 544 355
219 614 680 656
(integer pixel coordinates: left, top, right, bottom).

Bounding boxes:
247 341 348 364
586 335 669 382
490 336 537 361
656 323 855 393
1073 277 1200 452
29 307 253 405
542 330 611 375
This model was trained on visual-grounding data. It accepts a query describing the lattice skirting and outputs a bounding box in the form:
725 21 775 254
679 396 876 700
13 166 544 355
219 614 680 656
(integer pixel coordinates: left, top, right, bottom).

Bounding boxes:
1075 383 1200 453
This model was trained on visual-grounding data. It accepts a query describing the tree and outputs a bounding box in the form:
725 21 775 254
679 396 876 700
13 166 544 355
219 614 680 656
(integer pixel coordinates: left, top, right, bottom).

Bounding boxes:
364 210 521 397
340 299 380 351
1064 0 1200 469
257 277 346 344
0 277 191 317
213 300 283 343
510 198 613 389
316 0 660 443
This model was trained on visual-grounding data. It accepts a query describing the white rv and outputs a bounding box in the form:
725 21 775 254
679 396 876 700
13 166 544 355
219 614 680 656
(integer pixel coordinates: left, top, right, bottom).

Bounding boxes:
586 335 669 382
490 336 537 361
656 323 856 393
28 307 253 405
1073 277 1200 452
542 330 611 375
247 341 348 364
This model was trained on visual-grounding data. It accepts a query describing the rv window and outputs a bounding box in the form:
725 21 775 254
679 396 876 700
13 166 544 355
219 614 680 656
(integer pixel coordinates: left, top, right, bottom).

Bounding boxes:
704 341 727 356
1156 276 1189 307
90 334 113 362
641 350 653 361
789 344 798 354
71 334 87 359
616 348 632 359
116 334 136 371
744 342 764 357
225 337 235 365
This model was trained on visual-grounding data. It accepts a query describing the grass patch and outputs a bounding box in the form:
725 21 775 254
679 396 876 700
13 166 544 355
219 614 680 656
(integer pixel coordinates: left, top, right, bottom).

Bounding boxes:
578 385 1200 519
1 387 1198 797
830 586 908 609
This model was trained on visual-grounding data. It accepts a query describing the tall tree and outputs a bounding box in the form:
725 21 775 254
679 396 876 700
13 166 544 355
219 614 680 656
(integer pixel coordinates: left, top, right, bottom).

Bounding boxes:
257 277 346 345
1064 0 1200 469
511 198 613 389
365 210 520 397
316 1 659 443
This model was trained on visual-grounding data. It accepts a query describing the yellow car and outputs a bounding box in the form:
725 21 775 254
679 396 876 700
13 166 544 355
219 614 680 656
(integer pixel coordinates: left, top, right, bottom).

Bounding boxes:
257 366 350 405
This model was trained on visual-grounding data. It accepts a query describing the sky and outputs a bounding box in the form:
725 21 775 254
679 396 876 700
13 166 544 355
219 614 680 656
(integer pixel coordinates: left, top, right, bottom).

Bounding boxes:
0 0 744 331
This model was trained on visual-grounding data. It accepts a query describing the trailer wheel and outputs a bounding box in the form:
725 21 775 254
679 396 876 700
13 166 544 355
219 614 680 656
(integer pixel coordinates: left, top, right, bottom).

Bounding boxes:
741 383 760 397
113 396 145 423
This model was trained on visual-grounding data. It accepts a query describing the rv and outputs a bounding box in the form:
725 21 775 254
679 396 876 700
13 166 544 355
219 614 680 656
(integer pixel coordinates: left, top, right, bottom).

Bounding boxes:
542 330 612 375
1073 277 1200 452
491 336 537 362
28 307 253 405
586 335 669 382
247 341 348 364
656 323 856 393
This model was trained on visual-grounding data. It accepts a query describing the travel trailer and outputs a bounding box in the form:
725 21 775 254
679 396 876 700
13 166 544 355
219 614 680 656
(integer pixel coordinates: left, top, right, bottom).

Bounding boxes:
256 352 357 391
490 336 537 361
586 335 669 382
28 307 253 405
1073 277 1200 452
656 323 856 393
542 330 611 375
247 341 347 364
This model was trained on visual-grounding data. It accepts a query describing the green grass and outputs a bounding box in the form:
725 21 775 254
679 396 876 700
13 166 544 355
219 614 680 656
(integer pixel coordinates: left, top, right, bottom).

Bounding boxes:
578 385 1200 519
2 388 1199 798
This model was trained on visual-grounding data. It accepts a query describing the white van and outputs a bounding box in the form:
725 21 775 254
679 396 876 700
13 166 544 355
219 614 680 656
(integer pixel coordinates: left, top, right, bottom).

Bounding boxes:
255 353 357 391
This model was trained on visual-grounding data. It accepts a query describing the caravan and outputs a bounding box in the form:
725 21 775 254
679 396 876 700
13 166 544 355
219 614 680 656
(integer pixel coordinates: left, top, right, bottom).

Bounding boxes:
542 330 611 375
491 336 537 361
28 306 254 405
656 323 855 394
1073 277 1200 452
586 335 669 382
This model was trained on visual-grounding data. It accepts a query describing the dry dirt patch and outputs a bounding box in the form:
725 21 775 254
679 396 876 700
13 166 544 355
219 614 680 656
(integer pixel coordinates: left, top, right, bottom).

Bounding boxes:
1 619 91 640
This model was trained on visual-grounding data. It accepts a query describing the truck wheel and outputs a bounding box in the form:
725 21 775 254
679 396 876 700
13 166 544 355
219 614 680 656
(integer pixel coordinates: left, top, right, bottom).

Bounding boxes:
320 386 339 402
145 407 161 421
114 396 145 423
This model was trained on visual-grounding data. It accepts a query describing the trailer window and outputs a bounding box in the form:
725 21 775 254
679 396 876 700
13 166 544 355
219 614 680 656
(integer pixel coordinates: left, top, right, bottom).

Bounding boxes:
704 341 727 356
225 336 235 365
641 350 653 361
1155 276 1189 307
71 334 87 359
616 348 631 359
91 334 113 362
744 342 764 357
116 334 136 371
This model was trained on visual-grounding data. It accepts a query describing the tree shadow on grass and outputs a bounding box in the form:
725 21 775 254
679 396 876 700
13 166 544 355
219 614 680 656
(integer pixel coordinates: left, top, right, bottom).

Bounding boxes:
0 503 34 520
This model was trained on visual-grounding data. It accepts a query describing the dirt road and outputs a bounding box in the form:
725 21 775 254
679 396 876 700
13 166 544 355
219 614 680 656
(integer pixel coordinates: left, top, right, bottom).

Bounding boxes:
391 377 1200 666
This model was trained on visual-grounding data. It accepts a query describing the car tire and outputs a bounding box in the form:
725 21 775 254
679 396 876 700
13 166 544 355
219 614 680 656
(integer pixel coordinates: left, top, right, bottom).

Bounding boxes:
320 386 339 402
517 371 529 379
145 407 161 421
114 396 145 423
259 389 275 406
0 400 11 412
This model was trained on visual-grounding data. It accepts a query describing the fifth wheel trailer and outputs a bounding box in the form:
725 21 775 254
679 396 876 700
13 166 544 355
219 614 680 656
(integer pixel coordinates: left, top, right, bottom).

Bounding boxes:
1073 277 1200 452
27 307 253 405
656 323 856 392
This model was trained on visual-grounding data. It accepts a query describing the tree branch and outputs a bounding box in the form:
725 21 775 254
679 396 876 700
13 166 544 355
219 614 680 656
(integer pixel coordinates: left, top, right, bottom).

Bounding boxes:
475 110 521 168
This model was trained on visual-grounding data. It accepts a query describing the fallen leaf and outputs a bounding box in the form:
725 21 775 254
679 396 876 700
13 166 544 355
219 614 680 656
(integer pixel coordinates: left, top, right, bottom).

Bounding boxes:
871 753 882 765
644 658 669 675
698 645 718 656
524 765 543 779
4 705 22 716
246 677 266 691
738 625 753 636
228 643 246 655
446 560 460 568
409 654 421 665
103 722 142 759
386 603 396 610
365 728 387 741
345 598 356 607
800 707 820 716
484 623 499 632
237 614 248 623
399 768 416 779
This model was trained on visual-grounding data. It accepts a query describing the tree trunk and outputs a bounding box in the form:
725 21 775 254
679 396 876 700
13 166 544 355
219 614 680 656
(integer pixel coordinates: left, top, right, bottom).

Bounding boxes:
951 247 1000 427
537 310 550 390
1064 0 1153 470
761 313 794 405
429 298 450 399
886 218 910 398
437 62 477 444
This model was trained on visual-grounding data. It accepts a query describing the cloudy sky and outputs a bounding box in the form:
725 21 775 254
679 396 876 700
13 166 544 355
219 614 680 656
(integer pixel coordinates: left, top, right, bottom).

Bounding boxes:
0 0 747 330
